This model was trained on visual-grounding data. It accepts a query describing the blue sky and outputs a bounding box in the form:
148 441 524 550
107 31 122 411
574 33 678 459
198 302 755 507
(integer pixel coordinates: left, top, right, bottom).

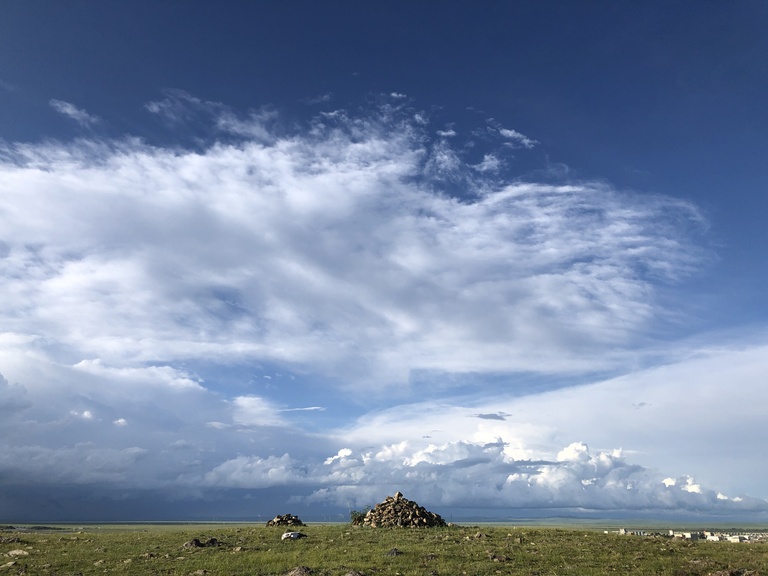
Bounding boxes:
1 1 768 522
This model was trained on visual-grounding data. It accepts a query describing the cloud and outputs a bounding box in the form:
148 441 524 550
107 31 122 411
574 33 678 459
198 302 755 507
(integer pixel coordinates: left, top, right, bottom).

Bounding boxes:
303 438 768 516
472 153 501 172
304 93 333 105
202 453 306 488
74 360 204 390
231 395 285 427
0 99 707 394
2 93 755 521
0 373 31 416
71 409 95 420
474 412 508 421
326 341 768 508
0 79 18 92
497 127 537 148
0 444 149 486
49 99 100 126
0 335 766 518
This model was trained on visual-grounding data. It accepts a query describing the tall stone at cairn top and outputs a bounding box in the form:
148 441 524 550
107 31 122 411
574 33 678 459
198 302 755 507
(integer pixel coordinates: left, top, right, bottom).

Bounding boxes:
357 491 447 528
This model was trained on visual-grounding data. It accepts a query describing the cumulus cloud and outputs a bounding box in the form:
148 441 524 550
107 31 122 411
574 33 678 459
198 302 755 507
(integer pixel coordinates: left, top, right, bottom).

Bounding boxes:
323 342 768 510
202 453 306 488
303 438 768 515
0 373 31 416
49 99 100 126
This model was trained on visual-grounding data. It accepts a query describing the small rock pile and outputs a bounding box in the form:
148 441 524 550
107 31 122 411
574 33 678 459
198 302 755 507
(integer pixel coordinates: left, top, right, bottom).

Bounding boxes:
357 492 446 528
182 537 220 548
267 513 305 527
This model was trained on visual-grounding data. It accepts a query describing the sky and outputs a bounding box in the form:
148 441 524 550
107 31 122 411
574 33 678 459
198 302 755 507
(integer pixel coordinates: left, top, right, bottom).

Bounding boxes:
1 1 767 523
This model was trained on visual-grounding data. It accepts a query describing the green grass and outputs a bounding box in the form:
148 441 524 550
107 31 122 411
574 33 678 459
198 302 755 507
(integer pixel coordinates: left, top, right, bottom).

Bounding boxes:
2 524 767 575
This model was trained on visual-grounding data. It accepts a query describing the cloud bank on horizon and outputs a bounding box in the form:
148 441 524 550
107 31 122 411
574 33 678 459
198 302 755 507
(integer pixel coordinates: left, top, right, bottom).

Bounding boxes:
1 93 767 521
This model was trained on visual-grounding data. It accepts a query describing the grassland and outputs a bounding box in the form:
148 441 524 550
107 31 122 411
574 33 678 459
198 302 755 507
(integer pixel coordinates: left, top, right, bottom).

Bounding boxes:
2 523 766 575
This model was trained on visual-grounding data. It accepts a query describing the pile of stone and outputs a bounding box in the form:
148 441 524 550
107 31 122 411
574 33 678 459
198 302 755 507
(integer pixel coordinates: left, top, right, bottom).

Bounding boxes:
266 513 305 527
182 537 220 548
356 492 446 528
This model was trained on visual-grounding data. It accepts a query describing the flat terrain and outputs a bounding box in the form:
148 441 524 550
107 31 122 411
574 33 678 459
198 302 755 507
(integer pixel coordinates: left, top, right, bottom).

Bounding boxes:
1 523 767 575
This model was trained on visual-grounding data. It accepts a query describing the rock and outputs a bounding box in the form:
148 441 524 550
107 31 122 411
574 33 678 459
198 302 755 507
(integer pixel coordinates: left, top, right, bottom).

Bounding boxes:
267 514 305 527
358 492 446 528
5 550 28 557
281 531 308 540
183 538 204 548
286 567 312 576
182 537 219 548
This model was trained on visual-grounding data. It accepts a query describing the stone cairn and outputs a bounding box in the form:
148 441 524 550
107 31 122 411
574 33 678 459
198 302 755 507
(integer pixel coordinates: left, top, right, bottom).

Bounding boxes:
266 513 305 527
356 491 446 528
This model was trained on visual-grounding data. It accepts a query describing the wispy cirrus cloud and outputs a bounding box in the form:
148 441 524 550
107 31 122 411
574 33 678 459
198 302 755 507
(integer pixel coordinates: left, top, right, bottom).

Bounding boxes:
49 99 100 126
0 94 707 392
497 126 537 148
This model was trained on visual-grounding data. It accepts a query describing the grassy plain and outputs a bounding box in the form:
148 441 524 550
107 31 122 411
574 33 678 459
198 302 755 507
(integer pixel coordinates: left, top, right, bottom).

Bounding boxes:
2 523 767 575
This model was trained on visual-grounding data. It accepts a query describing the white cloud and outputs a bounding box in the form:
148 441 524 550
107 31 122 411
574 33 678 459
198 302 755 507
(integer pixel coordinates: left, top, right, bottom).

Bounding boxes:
0 103 707 392
303 437 768 515
472 153 501 172
324 448 353 465
0 338 766 517
202 454 305 488
231 395 285 427
2 94 760 520
497 126 537 148
74 360 204 390
328 341 768 505
49 99 100 126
